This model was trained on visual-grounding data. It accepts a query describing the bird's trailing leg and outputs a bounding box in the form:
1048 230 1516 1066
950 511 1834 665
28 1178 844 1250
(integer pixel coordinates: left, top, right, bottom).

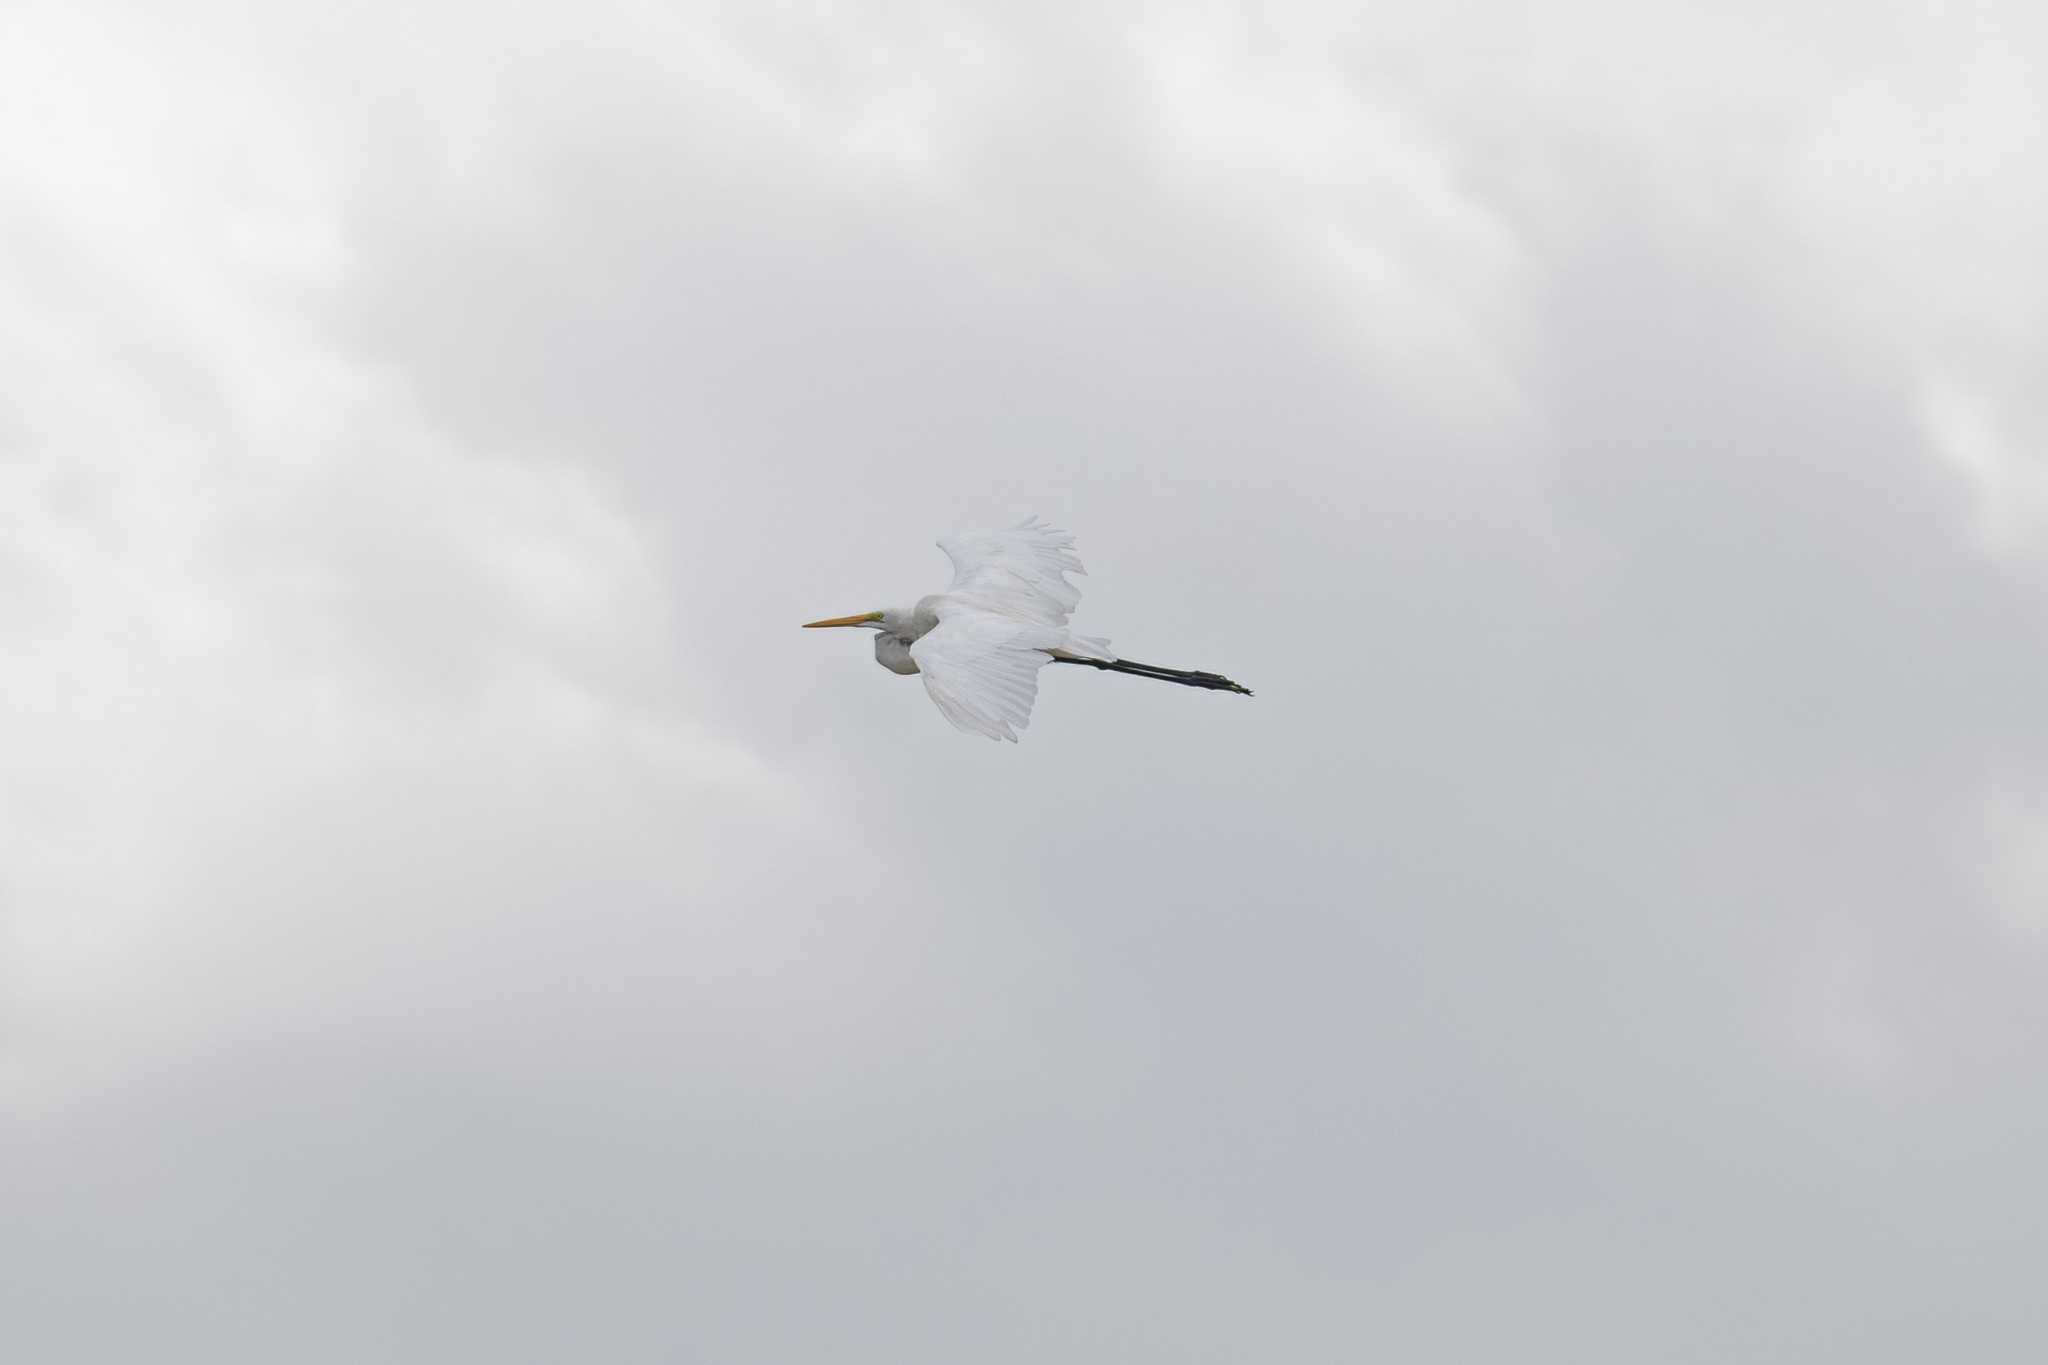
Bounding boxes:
1049 652 1253 696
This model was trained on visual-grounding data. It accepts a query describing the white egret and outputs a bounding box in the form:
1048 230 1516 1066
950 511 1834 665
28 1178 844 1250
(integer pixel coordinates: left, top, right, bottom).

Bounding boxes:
804 517 1251 741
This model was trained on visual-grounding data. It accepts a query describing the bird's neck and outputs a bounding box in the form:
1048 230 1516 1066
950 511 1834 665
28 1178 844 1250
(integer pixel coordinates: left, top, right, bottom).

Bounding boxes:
883 600 942 643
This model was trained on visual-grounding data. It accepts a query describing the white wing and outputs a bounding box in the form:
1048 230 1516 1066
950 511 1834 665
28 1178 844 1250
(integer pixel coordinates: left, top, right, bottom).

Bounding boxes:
910 614 1066 743
936 517 1089 630
917 518 1119 740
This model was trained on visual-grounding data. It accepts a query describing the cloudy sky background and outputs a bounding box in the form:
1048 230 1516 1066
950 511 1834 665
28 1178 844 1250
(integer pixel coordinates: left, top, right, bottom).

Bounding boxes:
5 0 2048 1357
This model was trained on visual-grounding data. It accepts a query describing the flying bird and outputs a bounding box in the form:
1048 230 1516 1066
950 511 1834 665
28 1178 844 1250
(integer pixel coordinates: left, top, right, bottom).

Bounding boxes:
804 517 1251 742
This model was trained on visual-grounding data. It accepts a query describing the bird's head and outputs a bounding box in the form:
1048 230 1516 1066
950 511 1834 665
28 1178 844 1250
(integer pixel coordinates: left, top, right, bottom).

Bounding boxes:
801 611 886 630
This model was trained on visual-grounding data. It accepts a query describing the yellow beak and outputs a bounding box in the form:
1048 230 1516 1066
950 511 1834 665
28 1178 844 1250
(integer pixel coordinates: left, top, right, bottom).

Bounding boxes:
802 611 884 628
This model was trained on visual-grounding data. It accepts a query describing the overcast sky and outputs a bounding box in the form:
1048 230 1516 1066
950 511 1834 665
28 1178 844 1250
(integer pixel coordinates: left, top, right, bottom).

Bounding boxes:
5 0 2048 1358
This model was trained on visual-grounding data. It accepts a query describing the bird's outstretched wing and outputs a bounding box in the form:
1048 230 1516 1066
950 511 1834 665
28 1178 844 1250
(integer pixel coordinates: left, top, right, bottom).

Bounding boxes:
909 614 1066 743
918 518 1118 739
936 517 1088 630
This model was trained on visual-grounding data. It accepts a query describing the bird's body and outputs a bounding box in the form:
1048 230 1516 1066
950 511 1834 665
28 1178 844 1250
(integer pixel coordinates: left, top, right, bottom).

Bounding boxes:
805 518 1250 742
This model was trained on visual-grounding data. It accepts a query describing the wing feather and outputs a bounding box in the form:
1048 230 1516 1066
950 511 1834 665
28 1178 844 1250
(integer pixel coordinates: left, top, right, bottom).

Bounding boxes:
909 614 1065 743
936 517 1088 630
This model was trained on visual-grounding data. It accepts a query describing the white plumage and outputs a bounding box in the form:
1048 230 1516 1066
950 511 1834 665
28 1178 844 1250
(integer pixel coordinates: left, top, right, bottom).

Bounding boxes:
911 613 1069 742
804 517 1250 742
921 518 1114 741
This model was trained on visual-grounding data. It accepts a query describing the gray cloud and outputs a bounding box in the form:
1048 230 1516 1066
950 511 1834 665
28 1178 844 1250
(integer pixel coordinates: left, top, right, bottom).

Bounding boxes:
5 1 2047 1359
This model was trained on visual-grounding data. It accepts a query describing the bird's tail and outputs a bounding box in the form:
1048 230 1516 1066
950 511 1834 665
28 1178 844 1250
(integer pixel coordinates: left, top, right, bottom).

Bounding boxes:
1049 651 1253 696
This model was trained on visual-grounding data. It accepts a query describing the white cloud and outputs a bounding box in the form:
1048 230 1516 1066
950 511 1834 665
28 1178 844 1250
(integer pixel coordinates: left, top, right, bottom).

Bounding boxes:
1918 376 2048 552
1131 17 1531 429
0 1 793 1032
